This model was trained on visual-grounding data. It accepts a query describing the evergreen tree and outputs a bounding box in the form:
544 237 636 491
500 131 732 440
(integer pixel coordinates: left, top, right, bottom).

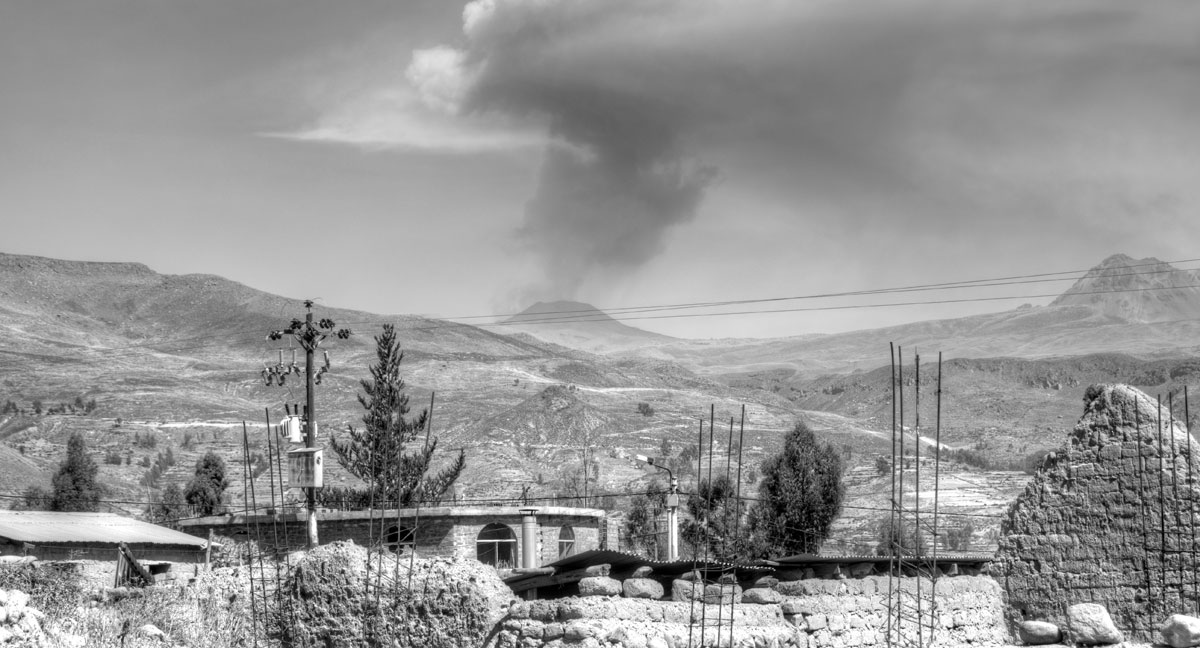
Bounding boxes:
51 432 101 512
681 474 745 562
147 483 187 526
331 324 465 505
185 451 230 515
15 485 52 511
747 421 845 556
624 478 667 558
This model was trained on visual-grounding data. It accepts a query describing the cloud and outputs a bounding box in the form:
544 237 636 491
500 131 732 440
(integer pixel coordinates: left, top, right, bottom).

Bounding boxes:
286 0 1200 299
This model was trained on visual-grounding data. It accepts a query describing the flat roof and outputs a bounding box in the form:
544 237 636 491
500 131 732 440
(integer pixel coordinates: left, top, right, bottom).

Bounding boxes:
0 511 209 549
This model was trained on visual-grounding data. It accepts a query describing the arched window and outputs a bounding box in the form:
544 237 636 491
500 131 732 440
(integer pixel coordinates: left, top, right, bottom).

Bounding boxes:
558 525 576 559
477 523 516 568
384 525 415 553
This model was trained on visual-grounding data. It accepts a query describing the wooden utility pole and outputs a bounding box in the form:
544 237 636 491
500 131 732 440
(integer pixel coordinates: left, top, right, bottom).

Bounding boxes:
267 300 351 548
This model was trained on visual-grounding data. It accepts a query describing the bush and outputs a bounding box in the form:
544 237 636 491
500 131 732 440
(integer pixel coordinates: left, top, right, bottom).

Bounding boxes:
104 449 123 465
636 402 655 417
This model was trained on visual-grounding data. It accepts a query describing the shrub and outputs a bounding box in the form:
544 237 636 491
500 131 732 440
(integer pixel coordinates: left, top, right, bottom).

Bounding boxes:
636 402 655 417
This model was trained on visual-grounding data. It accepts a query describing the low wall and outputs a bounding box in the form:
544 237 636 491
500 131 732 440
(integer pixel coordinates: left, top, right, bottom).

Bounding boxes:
494 575 1007 648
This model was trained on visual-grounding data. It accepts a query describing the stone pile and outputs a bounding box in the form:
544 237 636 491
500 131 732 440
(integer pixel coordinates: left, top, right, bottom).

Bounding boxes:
0 589 45 644
494 572 1006 648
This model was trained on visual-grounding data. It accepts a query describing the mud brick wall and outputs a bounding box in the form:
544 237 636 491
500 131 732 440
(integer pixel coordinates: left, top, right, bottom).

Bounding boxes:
995 384 1200 640
494 575 1006 648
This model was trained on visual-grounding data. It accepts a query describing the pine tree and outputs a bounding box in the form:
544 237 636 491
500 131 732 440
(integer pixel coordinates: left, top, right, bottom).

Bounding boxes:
147 483 187 526
747 420 845 556
331 324 465 505
51 432 101 512
185 451 230 515
681 474 744 561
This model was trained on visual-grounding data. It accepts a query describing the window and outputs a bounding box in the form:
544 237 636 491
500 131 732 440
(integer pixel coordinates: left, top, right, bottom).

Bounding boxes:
476 523 516 568
558 525 576 559
384 525 415 553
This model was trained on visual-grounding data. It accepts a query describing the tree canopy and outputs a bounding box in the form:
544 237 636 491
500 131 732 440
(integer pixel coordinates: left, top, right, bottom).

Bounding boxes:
331 324 465 505
747 420 845 556
51 432 101 512
185 451 230 515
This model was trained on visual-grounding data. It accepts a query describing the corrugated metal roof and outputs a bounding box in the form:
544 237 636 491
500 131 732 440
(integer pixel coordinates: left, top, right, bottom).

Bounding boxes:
504 549 776 587
774 553 994 565
0 512 209 549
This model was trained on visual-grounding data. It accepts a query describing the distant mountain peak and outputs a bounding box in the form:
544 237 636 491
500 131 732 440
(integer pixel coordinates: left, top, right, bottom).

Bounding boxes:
504 300 614 325
1051 254 1200 323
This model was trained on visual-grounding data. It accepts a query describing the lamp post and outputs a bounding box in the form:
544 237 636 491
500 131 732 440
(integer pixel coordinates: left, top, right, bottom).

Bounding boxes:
636 454 680 561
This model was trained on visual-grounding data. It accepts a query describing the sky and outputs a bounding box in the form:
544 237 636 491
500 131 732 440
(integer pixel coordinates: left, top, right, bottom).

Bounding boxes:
2 0 1199 339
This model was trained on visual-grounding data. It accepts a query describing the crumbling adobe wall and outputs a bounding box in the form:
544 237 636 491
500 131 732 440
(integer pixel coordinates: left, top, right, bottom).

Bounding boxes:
281 541 516 648
495 575 1005 648
995 384 1199 639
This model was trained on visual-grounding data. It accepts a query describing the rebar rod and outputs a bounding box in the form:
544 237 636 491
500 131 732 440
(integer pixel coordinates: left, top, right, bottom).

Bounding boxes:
688 417 703 648
701 404 716 648
932 353 943 636
1159 394 1168 605
1136 396 1153 614
887 342 897 648
1172 392 1184 610
1188 386 1196 615
241 421 260 646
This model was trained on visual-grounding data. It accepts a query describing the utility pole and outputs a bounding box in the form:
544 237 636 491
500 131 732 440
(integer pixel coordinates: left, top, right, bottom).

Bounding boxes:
267 300 351 548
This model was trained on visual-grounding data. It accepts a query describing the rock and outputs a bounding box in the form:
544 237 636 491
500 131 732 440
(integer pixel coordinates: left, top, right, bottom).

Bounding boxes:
565 622 594 642
139 624 168 641
679 570 702 581
846 562 874 578
1162 614 1200 648
631 566 654 578
0 627 11 644
718 573 738 585
672 579 702 602
578 576 622 597
543 623 565 640
1018 620 1061 645
648 637 670 648
1067 603 1123 645
5 590 27 610
742 588 783 604
702 583 741 604
623 578 664 599
752 576 779 589
585 564 611 577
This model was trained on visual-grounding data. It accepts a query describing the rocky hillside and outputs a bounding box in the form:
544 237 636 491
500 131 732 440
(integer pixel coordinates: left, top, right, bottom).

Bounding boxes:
1050 253 1200 323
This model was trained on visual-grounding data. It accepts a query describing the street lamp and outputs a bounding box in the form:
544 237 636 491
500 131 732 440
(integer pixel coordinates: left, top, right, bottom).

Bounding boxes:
635 454 680 561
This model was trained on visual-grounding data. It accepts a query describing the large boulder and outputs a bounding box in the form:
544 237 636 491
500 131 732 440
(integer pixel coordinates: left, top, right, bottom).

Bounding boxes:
1067 603 1122 645
1018 620 1062 645
1162 614 1200 648
280 540 515 648
578 576 622 597
622 578 664 600
741 588 782 605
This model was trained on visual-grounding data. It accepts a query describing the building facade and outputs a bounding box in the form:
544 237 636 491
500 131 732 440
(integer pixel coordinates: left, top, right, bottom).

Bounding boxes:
179 506 611 568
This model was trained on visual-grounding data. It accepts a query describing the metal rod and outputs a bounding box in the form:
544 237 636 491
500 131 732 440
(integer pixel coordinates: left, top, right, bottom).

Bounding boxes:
241 421 260 644
688 417 703 648
914 353 923 648
1136 395 1153 614
730 403 746 648
932 352 943 635
701 403 716 648
1188 385 1196 615
887 342 897 648
1172 392 1184 611
1159 394 1168 604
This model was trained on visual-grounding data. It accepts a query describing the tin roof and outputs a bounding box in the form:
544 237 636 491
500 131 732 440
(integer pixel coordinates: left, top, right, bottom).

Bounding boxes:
0 511 209 549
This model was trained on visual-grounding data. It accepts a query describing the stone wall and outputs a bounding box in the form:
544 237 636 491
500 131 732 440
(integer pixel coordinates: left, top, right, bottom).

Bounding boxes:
494 575 1006 648
995 384 1199 640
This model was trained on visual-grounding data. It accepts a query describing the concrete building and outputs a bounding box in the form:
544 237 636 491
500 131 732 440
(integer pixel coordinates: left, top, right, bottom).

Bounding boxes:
0 511 212 563
179 506 612 568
